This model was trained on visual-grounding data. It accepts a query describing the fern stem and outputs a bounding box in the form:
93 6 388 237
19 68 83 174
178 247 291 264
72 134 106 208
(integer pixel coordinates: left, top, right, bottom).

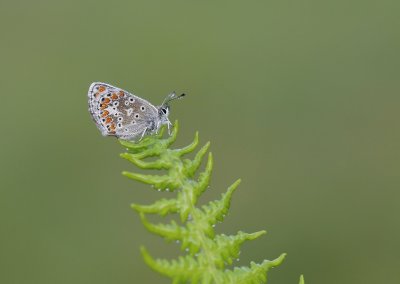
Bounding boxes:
120 121 287 283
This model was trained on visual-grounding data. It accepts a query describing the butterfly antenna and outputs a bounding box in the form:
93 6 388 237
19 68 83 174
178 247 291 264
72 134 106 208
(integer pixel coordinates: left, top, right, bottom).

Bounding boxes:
162 92 186 106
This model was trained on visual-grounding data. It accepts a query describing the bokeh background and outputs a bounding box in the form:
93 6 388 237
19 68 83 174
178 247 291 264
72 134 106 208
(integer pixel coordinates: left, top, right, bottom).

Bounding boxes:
1 1 399 283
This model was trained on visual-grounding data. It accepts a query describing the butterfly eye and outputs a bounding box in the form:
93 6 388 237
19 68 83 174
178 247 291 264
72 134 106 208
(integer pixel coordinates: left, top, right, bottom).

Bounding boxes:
134 114 140 119
118 117 123 121
140 106 145 111
129 98 135 103
117 123 123 128
161 108 167 114
113 101 119 106
124 100 130 106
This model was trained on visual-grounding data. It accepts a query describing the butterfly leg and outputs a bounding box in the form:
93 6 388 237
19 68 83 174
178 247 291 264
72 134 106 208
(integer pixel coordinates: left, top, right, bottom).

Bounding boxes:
139 127 148 141
167 119 172 135
155 120 161 134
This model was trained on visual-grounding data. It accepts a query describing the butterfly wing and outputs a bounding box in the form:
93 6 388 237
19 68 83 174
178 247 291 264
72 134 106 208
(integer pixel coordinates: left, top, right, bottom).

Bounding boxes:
88 82 159 140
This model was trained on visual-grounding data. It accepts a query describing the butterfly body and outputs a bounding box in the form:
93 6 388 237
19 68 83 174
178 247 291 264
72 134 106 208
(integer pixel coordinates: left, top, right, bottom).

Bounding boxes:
88 82 184 140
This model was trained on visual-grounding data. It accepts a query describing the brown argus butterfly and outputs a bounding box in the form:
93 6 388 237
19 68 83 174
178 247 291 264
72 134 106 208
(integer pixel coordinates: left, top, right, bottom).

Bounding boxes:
88 82 185 140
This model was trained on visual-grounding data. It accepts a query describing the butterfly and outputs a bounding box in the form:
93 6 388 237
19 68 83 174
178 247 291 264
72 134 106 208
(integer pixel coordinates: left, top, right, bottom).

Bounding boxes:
88 82 185 140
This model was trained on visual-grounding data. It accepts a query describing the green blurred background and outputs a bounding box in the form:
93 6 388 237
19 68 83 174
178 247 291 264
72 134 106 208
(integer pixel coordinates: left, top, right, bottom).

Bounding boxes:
1 0 399 283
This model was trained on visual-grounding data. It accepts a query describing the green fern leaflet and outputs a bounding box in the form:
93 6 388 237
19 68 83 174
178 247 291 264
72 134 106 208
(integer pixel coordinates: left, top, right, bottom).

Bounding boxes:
120 121 287 284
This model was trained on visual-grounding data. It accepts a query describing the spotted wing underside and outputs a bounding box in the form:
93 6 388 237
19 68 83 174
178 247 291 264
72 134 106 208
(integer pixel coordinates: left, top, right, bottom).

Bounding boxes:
87 82 158 139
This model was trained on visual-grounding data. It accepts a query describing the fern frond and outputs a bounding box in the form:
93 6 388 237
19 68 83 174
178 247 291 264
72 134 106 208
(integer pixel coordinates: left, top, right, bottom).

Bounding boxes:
141 246 201 283
132 198 178 215
200 179 241 225
223 254 286 284
213 231 266 266
120 121 286 283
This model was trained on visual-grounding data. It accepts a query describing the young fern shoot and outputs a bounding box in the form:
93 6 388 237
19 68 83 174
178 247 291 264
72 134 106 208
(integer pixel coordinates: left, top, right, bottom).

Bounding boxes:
120 121 286 284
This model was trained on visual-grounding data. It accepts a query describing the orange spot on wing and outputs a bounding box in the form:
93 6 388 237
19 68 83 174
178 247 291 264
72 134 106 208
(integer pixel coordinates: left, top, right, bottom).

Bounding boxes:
118 91 125 97
101 110 109 117
100 98 110 110
98 86 106 92
111 93 118 100
110 123 116 131
105 117 112 124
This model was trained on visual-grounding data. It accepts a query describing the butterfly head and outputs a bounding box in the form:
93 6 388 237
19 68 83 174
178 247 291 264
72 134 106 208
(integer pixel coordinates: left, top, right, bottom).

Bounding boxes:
158 92 185 124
